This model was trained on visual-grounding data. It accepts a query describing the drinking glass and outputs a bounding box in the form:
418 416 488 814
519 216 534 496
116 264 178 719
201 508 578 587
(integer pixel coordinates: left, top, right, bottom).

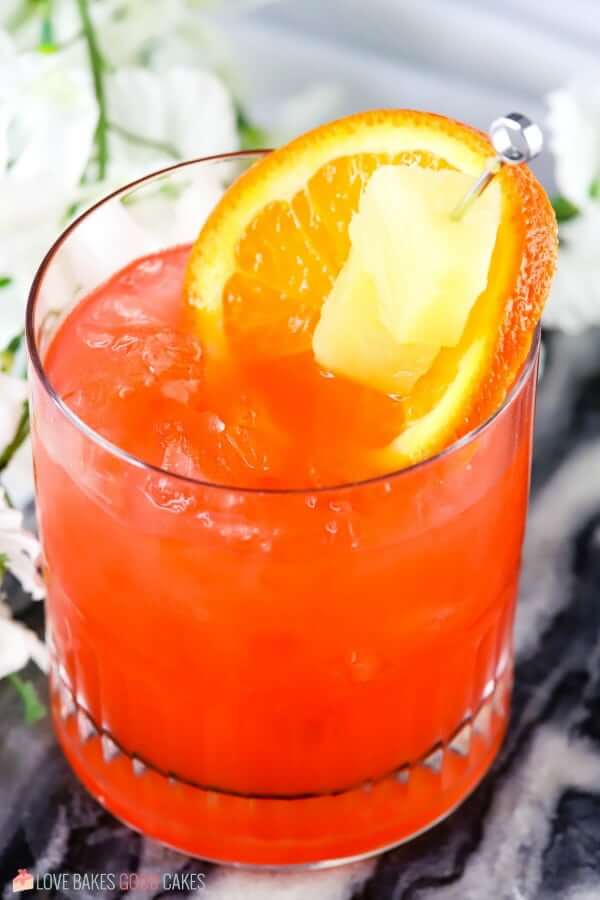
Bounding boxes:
27 153 539 867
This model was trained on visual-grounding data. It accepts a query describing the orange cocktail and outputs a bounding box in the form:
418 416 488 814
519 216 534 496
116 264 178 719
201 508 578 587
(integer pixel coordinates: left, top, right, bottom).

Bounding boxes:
28 112 556 866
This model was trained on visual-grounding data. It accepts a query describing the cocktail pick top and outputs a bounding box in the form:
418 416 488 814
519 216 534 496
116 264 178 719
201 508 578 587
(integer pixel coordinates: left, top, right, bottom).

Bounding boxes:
451 112 543 221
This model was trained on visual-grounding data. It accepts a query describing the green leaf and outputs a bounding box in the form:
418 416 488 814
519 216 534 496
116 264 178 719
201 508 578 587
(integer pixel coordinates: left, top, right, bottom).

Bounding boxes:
0 276 13 288
65 201 80 220
0 403 30 472
3 332 23 357
39 17 55 51
590 178 600 199
30 0 56 51
551 195 580 223
239 122 269 151
8 674 46 724
76 0 109 180
0 332 24 374
236 106 270 151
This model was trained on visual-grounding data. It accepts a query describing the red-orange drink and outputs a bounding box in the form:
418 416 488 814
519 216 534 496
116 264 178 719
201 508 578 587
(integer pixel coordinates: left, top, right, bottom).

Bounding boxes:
27 129 554 866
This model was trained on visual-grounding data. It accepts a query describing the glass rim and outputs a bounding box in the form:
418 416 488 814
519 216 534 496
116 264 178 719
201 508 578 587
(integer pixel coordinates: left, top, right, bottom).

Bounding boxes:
26 151 541 497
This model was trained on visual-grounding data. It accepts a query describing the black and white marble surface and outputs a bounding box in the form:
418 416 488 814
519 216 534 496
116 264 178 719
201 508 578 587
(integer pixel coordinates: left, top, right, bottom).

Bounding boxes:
2 327 600 900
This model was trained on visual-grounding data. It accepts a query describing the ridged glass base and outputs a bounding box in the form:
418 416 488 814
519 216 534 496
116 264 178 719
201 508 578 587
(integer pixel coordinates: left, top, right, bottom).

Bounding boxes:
49 656 511 866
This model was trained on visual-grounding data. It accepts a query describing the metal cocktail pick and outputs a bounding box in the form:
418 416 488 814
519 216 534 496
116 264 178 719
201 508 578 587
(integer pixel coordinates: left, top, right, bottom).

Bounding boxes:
451 113 543 221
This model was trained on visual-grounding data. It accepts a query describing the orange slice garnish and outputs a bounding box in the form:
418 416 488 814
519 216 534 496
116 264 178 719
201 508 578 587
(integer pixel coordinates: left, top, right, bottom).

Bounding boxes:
185 109 557 468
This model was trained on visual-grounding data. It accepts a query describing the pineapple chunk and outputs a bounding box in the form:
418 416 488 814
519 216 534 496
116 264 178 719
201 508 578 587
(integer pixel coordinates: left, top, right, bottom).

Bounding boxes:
313 250 439 395
313 165 501 393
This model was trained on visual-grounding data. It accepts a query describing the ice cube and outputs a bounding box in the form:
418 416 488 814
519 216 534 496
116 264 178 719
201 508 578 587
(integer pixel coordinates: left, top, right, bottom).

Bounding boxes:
191 394 288 486
160 379 201 404
71 326 203 395
90 296 164 328
158 420 203 480
141 330 202 378
144 475 196 514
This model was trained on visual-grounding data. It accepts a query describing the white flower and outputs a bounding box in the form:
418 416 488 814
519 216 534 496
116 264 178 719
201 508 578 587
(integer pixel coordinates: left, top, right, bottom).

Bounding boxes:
54 61 238 292
0 7 241 350
0 2 244 519
0 489 44 602
0 30 97 347
547 75 600 208
2 436 34 510
0 23 239 339
94 0 193 67
0 372 27 452
545 75 600 332
107 65 238 162
0 597 47 679
544 204 600 332
0 34 96 219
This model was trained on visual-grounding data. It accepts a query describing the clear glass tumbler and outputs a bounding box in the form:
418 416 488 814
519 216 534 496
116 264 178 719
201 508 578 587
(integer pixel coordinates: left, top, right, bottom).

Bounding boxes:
27 154 539 867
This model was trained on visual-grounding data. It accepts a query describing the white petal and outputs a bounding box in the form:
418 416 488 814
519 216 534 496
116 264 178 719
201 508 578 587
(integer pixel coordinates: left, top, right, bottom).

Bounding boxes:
166 169 225 245
163 68 239 159
107 65 238 162
0 31 14 171
0 617 34 679
0 491 44 600
0 505 26 531
96 0 188 67
0 280 26 349
25 629 49 672
5 559 44 601
3 56 98 196
0 49 98 323
107 67 167 147
0 527 40 560
544 207 600 332
2 436 34 508
547 75 600 207
0 224 61 348
4 550 45 601
0 372 27 452
0 5 21 30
